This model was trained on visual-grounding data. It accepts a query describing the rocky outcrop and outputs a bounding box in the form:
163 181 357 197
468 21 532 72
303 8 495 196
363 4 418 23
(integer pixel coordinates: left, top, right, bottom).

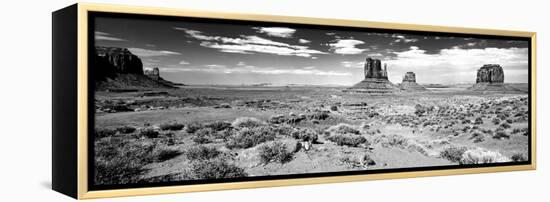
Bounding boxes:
399 72 427 91
347 57 399 93
94 46 180 90
469 64 516 91
476 64 504 83
402 72 416 83
144 67 160 81
95 46 144 76
364 58 388 80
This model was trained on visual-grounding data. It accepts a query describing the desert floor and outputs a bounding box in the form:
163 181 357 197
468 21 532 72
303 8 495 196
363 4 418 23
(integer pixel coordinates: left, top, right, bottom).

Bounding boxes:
93 84 529 185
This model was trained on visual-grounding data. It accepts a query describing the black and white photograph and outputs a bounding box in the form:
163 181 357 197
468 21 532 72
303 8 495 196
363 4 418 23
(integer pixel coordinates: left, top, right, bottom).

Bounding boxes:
91 14 531 187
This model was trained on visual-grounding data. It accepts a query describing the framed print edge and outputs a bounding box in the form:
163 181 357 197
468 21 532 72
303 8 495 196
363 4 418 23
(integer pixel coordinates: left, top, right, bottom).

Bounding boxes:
60 3 538 199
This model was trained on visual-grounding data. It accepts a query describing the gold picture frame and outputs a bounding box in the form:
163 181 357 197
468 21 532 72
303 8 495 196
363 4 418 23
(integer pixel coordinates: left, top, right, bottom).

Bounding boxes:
52 3 536 199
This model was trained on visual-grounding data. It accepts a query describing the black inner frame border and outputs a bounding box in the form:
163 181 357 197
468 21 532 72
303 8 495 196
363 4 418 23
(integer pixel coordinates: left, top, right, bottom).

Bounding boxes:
87 11 533 191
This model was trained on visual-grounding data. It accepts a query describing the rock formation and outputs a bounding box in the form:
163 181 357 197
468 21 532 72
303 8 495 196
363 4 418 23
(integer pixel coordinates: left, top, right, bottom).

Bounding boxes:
144 67 160 81
347 57 399 93
476 64 504 83
94 46 180 90
95 46 144 77
399 72 427 91
469 64 514 91
402 72 416 83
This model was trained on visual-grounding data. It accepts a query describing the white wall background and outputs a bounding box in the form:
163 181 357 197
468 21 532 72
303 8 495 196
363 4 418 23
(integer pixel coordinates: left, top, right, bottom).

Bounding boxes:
0 0 546 201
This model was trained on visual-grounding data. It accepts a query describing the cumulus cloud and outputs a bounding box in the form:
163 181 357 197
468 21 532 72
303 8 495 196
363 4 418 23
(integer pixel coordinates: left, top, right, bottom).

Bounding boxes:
254 27 296 38
328 39 367 54
341 61 363 68
174 27 326 57
95 31 126 41
385 46 528 83
299 39 311 44
127 48 181 57
392 34 418 43
162 64 349 76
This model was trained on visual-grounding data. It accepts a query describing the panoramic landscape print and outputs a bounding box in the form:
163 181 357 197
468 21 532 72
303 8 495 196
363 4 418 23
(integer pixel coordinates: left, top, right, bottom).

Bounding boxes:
92 16 530 186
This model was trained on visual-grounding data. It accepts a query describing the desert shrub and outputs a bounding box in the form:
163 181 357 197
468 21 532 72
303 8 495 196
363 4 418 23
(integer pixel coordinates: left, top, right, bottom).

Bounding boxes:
185 145 221 161
291 128 319 143
493 130 510 139
226 126 277 149
159 122 185 131
204 121 232 131
506 119 513 124
326 123 360 135
193 128 214 144
439 146 468 163
492 118 501 125
470 132 485 143
387 135 409 148
327 133 367 147
500 122 511 129
185 122 203 133
511 128 529 136
330 105 338 111
94 139 156 185
341 154 376 168
462 119 471 124
269 115 305 125
459 148 510 164
271 124 295 136
152 146 182 162
474 117 483 125
116 126 136 134
258 141 294 164
414 104 426 116
231 117 266 129
138 128 159 138
307 111 330 120
511 153 527 162
95 128 117 138
188 159 247 180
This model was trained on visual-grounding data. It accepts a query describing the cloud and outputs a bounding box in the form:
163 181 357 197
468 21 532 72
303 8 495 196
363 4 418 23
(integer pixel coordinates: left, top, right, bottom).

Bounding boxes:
392 34 418 43
299 39 311 44
179 60 190 65
127 47 181 57
328 39 367 54
162 64 350 76
341 61 363 68
174 27 326 57
254 27 296 38
95 31 126 41
384 46 528 83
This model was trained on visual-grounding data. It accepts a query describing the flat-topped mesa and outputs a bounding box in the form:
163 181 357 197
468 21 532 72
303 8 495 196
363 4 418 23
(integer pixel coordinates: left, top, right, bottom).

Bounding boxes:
476 64 504 83
469 64 516 91
95 46 143 75
402 72 416 83
144 67 160 81
399 71 427 91
364 58 388 80
347 57 399 93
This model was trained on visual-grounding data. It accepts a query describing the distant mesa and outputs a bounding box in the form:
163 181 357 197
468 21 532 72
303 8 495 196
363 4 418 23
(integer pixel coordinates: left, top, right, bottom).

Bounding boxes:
144 67 160 81
402 72 416 83
476 64 504 83
94 46 182 91
398 72 427 91
469 64 520 91
347 57 399 93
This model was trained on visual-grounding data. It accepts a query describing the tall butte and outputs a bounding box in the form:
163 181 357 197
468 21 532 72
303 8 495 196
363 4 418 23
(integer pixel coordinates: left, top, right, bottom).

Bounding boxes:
399 72 427 91
469 64 511 91
347 57 399 93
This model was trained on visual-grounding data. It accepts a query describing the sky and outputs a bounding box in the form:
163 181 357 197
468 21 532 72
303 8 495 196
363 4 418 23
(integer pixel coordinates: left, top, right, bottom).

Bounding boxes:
94 16 529 86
